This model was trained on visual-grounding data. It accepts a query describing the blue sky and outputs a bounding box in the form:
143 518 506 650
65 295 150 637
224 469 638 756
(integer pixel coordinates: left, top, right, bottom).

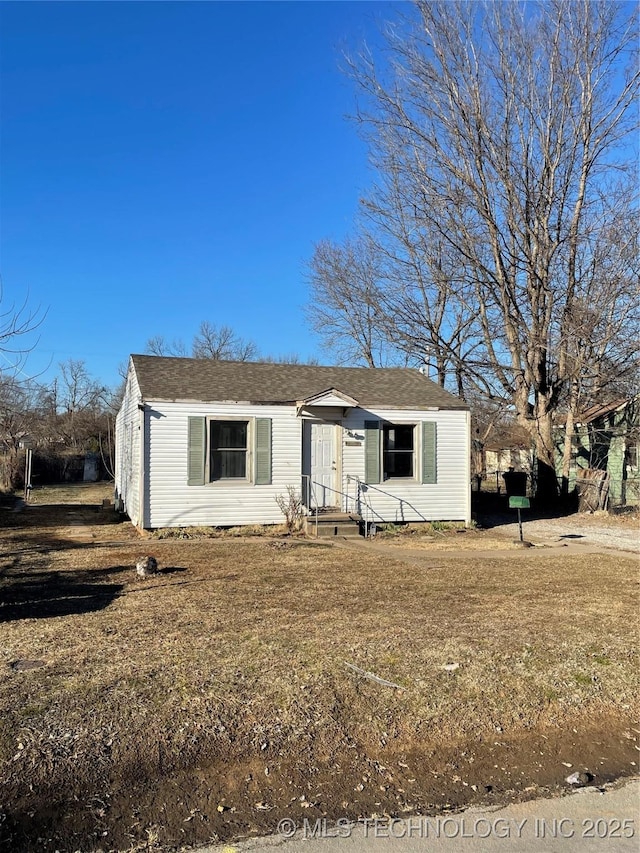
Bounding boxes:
1 1 400 389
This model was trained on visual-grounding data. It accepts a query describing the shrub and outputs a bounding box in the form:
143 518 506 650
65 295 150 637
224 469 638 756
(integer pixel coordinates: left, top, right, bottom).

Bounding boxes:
275 486 306 534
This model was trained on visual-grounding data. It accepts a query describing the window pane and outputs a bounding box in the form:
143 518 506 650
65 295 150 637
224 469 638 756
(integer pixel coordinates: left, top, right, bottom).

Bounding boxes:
384 451 413 478
211 449 247 479
211 421 247 449
210 421 248 480
383 424 414 479
383 424 414 451
221 450 246 478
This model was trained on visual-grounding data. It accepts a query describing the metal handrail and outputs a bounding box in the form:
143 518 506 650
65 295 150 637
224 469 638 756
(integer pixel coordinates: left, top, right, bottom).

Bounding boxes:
345 475 375 538
360 483 372 538
301 475 362 538
300 474 318 537
347 475 428 533
301 474 425 540
302 477 359 513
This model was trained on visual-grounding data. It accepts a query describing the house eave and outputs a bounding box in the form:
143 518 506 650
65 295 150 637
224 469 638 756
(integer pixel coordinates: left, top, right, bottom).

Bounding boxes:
140 397 295 406
139 396 468 412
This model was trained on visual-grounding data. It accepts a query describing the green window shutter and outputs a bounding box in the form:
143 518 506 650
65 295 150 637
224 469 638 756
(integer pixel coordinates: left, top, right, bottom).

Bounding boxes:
364 420 381 484
255 418 272 485
187 417 206 486
422 421 437 484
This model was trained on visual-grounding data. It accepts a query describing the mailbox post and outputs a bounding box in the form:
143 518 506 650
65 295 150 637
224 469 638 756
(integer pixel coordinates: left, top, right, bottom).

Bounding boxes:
508 495 530 542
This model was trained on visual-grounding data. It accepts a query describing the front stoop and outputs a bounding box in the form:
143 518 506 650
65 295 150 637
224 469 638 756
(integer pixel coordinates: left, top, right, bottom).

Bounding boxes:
306 511 363 539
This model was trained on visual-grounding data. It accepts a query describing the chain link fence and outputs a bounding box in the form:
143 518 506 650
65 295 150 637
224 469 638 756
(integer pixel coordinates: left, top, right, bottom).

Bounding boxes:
472 471 639 510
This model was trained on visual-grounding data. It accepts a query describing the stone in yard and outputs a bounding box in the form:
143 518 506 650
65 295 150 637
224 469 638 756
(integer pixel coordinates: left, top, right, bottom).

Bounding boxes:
136 556 158 577
10 659 44 671
566 771 593 786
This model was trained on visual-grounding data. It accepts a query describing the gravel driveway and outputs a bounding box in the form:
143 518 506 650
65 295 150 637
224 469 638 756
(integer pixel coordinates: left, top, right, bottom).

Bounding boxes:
482 513 639 554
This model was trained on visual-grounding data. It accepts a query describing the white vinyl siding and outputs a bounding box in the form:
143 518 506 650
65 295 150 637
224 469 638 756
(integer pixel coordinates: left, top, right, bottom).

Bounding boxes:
114 365 142 526
342 408 469 524
145 402 299 528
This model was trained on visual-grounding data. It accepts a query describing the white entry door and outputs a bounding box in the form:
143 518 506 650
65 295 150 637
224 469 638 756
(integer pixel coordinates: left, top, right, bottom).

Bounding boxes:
311 422 337 508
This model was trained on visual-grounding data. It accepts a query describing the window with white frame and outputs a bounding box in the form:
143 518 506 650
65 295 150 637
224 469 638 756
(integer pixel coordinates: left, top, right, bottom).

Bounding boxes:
187 415 272 487
364 419 437 485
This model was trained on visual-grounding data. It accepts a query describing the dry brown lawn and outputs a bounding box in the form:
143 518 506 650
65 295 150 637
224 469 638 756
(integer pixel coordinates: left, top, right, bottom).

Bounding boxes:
1 484 638 851
376 525 522 550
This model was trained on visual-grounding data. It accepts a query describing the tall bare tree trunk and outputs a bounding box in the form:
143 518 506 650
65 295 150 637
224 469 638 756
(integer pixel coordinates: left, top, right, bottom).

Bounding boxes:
529 404 558 505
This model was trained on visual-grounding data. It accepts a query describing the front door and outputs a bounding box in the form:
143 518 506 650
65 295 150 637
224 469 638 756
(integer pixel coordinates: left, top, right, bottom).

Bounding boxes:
311 422 337 508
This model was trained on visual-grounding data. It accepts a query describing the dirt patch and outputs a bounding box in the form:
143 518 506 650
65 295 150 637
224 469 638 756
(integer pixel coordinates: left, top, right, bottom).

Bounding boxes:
376 529 524 551
3 712 638 852
1 485 638 852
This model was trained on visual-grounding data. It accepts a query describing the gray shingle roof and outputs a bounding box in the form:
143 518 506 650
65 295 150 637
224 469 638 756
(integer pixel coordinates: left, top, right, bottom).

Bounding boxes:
131 355 468 410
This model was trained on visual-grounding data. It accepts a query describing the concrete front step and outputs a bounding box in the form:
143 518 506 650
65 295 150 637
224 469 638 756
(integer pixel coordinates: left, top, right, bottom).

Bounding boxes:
315 523 361 539
306 513 363 538
311 511 356 521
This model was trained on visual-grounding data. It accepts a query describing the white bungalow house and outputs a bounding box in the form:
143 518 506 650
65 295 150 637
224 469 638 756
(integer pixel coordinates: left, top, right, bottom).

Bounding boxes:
115 355 471 530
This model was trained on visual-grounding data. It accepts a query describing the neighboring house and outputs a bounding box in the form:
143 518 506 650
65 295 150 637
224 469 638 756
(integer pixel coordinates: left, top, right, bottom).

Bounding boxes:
555 397 640 507
481 423 533 484
115 355 471 530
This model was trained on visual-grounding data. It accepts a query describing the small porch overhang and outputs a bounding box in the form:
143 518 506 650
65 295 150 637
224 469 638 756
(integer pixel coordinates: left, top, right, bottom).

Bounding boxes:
296 387 359 417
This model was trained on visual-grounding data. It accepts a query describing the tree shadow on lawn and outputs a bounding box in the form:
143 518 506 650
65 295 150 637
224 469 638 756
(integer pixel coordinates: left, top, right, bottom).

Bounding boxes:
472 490 582 527
0 565 193 622
4 535 131 556
0 565 128 623
1 502 126 531
1 516 138 560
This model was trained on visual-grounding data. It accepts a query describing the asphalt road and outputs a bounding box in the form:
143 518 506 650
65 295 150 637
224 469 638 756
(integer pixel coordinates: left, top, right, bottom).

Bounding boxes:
201 779 639 853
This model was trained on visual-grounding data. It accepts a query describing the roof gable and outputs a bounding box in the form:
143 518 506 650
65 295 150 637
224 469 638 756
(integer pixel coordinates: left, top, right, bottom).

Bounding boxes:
129 355 468 411
300 388 359 408
576 398 630 425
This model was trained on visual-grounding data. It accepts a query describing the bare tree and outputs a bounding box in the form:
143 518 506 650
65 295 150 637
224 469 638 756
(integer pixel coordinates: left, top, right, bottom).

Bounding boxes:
0 377 40 490
25 363 120 483
0 285 46 489
335 0 639 499
306 235 400 367
57 359 105 415
0 285 44 371
145 335 188 357
261 353 321 365
372 215 480 393
555 200 640 491
146 323 258 362
52 359 109 453
191 321 258 362
306 220 484 389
